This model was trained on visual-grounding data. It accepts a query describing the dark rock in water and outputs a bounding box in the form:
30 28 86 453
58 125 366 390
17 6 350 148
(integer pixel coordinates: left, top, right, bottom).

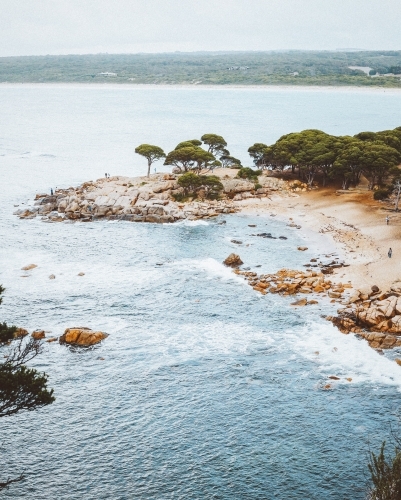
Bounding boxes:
310 258 317 262
255 265 261 268
279 236 287 240
218 220 227 225
257 233 276 239
243 267 251 270
223 253 243 267
248 224 256 227
231 239 243 245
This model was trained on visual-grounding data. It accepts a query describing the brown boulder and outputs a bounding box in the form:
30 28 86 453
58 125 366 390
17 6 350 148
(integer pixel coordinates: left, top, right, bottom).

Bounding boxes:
297 246 308 251
223 253 243 267
59 327 108 346
31 330 45 340
291 298 307 306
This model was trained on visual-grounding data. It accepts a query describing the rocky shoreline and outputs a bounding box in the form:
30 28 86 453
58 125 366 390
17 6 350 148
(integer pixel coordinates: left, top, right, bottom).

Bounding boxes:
13 172 301 224
14 170 401 357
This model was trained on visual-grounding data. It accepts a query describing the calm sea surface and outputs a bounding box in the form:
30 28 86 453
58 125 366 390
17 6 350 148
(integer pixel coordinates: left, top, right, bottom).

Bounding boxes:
1 85 401 499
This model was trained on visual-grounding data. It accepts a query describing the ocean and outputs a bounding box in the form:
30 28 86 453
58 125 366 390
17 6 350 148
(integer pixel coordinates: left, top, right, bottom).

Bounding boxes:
1 84 401 499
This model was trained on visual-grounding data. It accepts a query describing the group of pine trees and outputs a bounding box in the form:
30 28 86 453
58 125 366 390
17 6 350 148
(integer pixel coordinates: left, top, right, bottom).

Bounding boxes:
248 126 401 190
135 127 401 196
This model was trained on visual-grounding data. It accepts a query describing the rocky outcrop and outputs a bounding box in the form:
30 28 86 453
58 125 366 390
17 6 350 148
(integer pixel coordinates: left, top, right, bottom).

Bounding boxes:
59 327 108 346
223 254 244 267
327 287 401 349
16 170 293 225
234 267 352 299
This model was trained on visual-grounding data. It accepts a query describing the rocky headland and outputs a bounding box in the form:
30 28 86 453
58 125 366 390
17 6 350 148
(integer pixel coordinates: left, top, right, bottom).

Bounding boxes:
14 170 303 224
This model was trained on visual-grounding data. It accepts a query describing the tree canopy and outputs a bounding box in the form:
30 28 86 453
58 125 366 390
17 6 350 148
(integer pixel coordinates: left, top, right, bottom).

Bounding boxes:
249 126 401 189
135 144 166 177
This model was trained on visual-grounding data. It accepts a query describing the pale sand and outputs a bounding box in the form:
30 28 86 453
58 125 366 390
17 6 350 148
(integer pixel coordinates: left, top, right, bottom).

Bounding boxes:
235 184 401 293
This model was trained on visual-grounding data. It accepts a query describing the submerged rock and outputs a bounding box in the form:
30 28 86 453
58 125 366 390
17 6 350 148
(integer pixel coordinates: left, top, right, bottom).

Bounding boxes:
59 327 108 346
21 264 37 271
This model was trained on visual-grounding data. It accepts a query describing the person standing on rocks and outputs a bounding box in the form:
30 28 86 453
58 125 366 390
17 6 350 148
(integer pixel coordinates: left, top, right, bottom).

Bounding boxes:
388 248 393 258
386 216 389 225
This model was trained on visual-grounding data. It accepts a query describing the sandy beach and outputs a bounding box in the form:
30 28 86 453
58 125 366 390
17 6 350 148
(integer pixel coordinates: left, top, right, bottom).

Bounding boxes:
237 180 401 293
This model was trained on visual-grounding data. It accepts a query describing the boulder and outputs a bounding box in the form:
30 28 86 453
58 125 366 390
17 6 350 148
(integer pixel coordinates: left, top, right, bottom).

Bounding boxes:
371 285 380 294
291 298 307 306
49 274 56 280
31 330 45 340
297 246 308 251
223 253 243 267
59 327 108 346
77 272 85 276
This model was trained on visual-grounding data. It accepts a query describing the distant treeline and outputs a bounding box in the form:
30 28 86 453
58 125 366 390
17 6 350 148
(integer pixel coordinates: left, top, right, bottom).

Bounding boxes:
1 51 401 86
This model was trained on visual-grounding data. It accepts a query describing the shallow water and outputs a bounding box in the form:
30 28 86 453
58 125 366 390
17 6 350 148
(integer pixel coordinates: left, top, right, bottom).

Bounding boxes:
1 85 401 499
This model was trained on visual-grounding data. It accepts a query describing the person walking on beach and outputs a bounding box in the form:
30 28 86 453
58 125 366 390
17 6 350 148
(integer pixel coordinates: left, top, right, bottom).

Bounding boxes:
388 248 393 258
386 216 389 225
50 188 53 196
105 173 107 178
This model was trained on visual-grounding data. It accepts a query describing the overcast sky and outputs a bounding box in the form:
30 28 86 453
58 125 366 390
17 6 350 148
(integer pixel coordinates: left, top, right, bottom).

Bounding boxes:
1 0 401 57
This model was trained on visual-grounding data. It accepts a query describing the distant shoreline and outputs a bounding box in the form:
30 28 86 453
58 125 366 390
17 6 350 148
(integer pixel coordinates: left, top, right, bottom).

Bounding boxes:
1 82 401 93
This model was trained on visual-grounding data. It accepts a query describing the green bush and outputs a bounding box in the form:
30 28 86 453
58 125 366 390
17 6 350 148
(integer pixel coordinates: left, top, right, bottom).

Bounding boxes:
0 322 16 344
236 167 262 181
254 183 263 190
374 188 391 200
177 172 223 200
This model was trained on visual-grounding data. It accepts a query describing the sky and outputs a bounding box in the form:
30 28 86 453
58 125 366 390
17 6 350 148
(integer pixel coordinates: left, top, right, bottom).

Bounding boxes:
1 0 401 57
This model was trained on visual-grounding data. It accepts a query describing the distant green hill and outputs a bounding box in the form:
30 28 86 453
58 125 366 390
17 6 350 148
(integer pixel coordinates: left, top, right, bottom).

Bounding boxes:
1 51 401 87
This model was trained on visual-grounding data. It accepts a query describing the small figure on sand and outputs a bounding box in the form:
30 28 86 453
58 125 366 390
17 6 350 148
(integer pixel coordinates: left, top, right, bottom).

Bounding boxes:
105 173 107 178
386 216 389 225
388 248 393 258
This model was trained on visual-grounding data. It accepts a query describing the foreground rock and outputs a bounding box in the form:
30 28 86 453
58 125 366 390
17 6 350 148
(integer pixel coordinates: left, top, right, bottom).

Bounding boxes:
224 253 243 267
59 327 108 346
327 287 401 349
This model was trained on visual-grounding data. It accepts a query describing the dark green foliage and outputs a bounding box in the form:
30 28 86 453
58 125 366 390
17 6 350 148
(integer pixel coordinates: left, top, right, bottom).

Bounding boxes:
0 361 55 418
175 140 202 149
0 286 16 344
1 52 401 87
0 286 55 490
164 145 217 173
374 188 392 200
254 183 263 190
177 172 223 199
368 442 401 500
0 322 17 344
253 126 401 190
236 167 262 181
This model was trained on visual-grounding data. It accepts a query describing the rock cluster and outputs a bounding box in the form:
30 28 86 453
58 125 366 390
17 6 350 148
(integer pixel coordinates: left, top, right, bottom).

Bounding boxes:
59 327 108 346
327 287 401 348
223 254 243 267
234 267 352 299
14 171 292 224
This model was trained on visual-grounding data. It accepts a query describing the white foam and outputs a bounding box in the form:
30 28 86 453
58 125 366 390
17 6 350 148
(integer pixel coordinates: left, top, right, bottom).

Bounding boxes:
289 319 401 389
173 219 209 227
170 257 245 283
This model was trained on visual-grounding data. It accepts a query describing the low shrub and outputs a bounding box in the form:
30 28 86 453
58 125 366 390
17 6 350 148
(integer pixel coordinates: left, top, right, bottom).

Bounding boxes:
236 167 262 182
254 183 263 190
177 172 224 200
374 188 391 200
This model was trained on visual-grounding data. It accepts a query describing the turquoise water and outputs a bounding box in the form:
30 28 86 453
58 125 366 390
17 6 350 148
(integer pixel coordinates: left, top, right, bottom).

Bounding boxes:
1 85 401 499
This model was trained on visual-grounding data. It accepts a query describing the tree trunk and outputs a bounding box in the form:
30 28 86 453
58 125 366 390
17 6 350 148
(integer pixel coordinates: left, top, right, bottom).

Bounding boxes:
147 159 151 178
